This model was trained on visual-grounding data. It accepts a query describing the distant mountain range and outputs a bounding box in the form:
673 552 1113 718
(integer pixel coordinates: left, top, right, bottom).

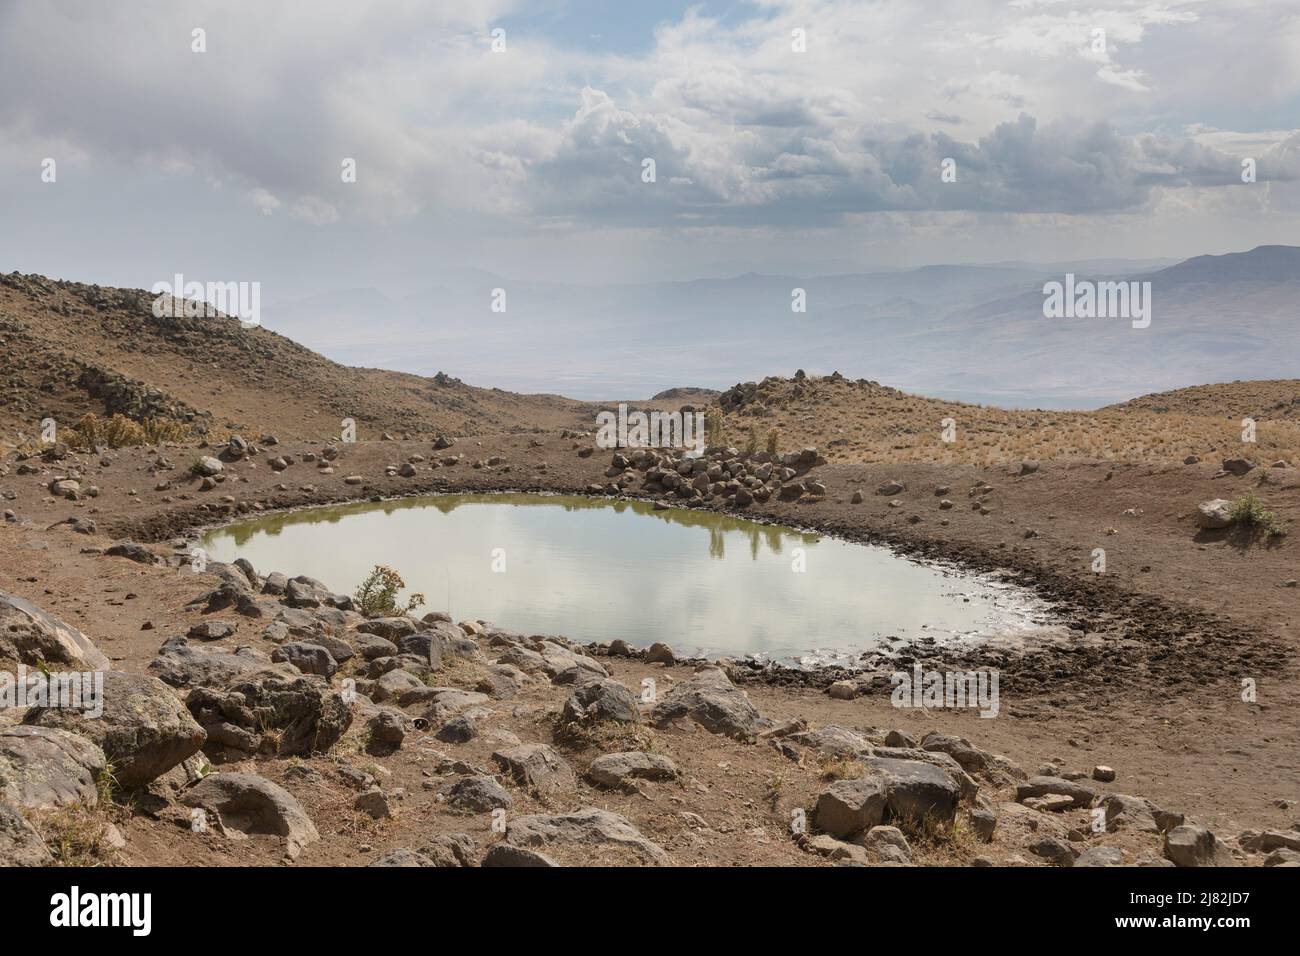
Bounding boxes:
262 246 1300 408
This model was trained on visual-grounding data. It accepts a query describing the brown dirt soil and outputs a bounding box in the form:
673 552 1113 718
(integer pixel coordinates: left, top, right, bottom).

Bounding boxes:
2 428 1297 867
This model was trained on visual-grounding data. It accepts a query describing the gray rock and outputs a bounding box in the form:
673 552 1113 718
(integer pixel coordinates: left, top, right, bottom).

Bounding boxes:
186 674 353 756
1075 846 1126 867
194 456 223 477
856 824 912 864
187 620 237 641
182 772 319 857
372 668 424 703
1100 793 1183 834
505 808 667 865
1016 775 1095 809
645 642 676 665
0 726 107 810
1028 836 1078 866
478 664 525 700
271 641 339 677
356 617 418 641
369 848 435 867
1165 825 1236 867
354 788 392 819
482 843 558 867
586 752 680 790
814 777 887 838
561 678 642 725
24 671 205 789
365 709 410 752
970 808 998 842
650 665 762 741
352 633 399 660
0 589 110 671
0 800 52 865
491 744 576 794
448 776 513 812
435 714 478 744
864 756 962 827
1196 498 1234 529
409 687 490 722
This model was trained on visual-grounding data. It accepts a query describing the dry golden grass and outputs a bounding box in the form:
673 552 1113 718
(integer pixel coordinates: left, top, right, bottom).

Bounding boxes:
711 376 1300 466
73 412 192 447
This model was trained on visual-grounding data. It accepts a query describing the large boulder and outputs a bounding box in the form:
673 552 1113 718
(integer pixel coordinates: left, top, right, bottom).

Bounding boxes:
813 777 887 838
650 665 762 741
182 772 318 858
863 757 961 828
1165 824 1236 867
24 671 205 789
148 635 281 688
586 752 680 790
0 726 107 810
561 679 641 725
186 674 353 757
0 590 110 671
1196 499 1234 529
447 776 513 812
491 744 576 794
270 641 339 677
504 808 667 865
1100 793 1184 834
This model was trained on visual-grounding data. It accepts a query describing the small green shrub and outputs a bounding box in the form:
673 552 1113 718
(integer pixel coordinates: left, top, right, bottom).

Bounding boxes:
354 565 425 616
1229 492 1288 537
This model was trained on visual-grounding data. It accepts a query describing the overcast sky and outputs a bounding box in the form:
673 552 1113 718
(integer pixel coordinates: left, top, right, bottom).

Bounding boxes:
1 0 1298 296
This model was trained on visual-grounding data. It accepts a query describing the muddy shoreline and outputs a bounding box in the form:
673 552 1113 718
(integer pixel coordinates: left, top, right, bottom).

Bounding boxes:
101 455 1284 702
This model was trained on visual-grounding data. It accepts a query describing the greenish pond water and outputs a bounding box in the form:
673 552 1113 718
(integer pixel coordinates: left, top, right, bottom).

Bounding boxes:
202 493 1050 666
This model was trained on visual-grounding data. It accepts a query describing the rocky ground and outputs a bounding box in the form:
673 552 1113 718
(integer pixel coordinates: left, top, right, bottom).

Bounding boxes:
0 429 1297 867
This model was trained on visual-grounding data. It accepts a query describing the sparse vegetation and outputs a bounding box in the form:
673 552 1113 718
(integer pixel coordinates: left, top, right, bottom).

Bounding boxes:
28 803 120 866
818 755 865 781
354 565 425 616
1229 491 1288 537
69 412 190 449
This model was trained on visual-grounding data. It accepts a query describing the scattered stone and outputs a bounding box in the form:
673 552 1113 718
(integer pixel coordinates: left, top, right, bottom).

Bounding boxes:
183 772 319 857
1196 499 1234 529
492 744 576 794
561 678 642 725
504 808 667 865
354 788 393 819
586 752 680 790
650 665 762 742
1165 824 1235 867
447 776 512 812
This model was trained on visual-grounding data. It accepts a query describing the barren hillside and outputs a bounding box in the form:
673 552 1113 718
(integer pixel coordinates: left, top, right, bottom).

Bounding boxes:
707 373 1300 466
0 272 592 443
1102 380 1300 420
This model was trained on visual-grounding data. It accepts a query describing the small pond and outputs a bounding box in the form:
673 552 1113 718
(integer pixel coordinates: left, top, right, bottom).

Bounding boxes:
202 493 1052 666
